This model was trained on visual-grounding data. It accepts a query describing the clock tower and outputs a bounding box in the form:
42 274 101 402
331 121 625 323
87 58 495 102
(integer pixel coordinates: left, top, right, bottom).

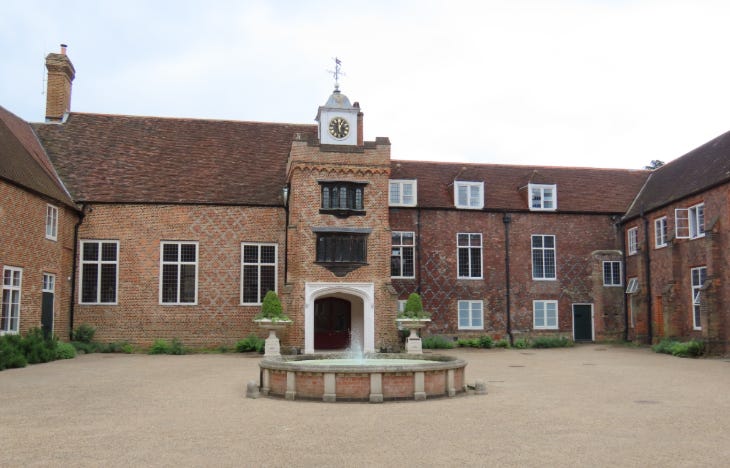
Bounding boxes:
316 84 360 145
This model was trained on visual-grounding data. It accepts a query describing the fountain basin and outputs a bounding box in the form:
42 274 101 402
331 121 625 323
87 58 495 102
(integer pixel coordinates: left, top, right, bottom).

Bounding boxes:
259 353 467 403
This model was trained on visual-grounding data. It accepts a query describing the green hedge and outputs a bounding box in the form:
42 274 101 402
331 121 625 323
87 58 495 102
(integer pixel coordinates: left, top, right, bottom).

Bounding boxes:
652 339 704 358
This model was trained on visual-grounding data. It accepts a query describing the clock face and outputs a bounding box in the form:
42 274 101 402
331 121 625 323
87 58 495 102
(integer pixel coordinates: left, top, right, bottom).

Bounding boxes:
328 117 350 139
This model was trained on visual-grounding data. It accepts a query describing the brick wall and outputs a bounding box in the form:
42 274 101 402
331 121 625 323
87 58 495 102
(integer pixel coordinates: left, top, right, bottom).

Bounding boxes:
0 181 78 339
625 183 729 352
391 207 625 341
74 203 286 348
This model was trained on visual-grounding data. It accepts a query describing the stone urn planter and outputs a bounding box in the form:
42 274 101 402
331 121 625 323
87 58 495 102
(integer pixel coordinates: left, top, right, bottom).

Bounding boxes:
254 291 291 357
397 293 431 354
396 318 431 354
254 318 292 357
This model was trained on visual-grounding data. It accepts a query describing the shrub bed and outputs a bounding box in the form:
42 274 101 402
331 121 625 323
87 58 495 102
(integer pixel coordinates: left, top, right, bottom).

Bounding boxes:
652 339 704 358
421 335 455 349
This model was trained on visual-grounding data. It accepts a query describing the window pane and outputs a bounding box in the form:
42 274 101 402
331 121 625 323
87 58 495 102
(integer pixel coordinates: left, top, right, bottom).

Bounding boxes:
243 265 259 303
81 264 98 303
180 244 196 262
532 236 542 248
100 264 116 302
403 247 414 277
458 248 470 276
471 248 481 277
101 242 117 261
243 245 259 263
544 236 555 248
402 232 414 245
161 264 178 303
546 303 557 327
260 245 276 264
83 242 99 261
163 244 178 262
389 182 400 204
457 185 468 206
322 187 330 208
180 264 196 302
544 251 556 278
260 265 275 299
533 250 543 278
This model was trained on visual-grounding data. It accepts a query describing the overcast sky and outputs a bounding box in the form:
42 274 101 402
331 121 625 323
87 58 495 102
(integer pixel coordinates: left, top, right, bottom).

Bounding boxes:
3 0 729 169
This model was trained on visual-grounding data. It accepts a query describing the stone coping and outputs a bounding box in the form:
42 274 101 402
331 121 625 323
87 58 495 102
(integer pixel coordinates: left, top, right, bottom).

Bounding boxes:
259 352 467 373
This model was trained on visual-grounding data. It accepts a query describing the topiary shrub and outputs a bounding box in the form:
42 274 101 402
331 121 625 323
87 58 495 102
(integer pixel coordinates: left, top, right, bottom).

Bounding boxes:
73 323 96 344
255 291 289 322
0 335 27 370
55 342 77 360
399 293 430 319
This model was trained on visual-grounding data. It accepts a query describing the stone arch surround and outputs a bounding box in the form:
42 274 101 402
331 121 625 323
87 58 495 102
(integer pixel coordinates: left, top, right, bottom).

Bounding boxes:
304 282 374 354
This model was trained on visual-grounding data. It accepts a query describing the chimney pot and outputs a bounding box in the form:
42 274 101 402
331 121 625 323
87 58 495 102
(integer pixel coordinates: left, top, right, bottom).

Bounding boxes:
60 44 67 54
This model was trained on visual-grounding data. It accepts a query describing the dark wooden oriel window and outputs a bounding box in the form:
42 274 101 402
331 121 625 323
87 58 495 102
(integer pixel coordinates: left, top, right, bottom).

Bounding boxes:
316 233 367 263
320 182 365 213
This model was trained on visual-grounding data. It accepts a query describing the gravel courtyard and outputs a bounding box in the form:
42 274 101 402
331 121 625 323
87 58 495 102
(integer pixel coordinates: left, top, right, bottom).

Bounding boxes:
1 344 729 467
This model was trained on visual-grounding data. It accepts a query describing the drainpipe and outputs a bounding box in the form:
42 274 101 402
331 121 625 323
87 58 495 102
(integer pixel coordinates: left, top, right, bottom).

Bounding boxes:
68 204 86 340
283 185 290 283
416 206 422 295
641 209 653 344
503 212 513 345
618 217 629 342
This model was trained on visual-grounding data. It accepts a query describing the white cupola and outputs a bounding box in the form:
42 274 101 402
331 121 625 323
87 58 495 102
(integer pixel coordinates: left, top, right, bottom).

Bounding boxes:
316 84 360 146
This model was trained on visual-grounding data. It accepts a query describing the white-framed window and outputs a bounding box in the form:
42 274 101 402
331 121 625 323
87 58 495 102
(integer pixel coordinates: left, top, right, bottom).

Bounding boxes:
528 184 557 211
45 204 58 240
389 180 417 207
627 227 638 255
675 203 705 240
42 273 55 293
160 241 198 305
625 277 639 294
454 181 484 209
603 261 622 286
241 243 277 305
691 266 707 330
80 240 119 304
458 300 483 330
654 216 668 248
533 300 558 329
457 233 482 279
1 267 22 334
391 231 415 278
531 234 556 280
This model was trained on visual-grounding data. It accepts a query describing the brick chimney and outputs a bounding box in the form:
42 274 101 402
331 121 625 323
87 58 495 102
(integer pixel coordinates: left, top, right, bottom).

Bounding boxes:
45 44 76 122
354 102 364 146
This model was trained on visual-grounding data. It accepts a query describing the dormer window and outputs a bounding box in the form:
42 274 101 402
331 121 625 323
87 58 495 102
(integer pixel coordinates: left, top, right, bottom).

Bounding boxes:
529 184 557 211
389 180 417 207
320 181 366 217
454 181 484 209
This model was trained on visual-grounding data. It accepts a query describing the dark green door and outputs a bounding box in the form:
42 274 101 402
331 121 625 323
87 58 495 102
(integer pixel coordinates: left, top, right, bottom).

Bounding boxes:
41 292 54 338
573 304 593 341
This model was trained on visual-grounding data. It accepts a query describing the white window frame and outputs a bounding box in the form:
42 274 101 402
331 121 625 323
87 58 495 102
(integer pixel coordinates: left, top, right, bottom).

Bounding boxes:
454 181 484 209
675 203 705 240
602 261 622 287
528 183 557 211
79 240 119 305
389 180 417 207
391 231 415 279
1 267 22 335
241 243 278 305
457 233 483 279
654 216 668 248
45 204 58 241
533 300 558 330
531 234 556 280
625 277 639 294
458 300 484 330
627 227 638 255
42 273 55 293
691 266 707 330
160 241 199 305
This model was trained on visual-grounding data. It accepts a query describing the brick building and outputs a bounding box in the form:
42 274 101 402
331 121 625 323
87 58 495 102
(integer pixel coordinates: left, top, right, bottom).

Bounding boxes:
1 47 728 353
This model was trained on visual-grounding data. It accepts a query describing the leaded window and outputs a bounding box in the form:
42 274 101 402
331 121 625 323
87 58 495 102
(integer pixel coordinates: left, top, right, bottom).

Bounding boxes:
242 243 277 304
80 240 118 304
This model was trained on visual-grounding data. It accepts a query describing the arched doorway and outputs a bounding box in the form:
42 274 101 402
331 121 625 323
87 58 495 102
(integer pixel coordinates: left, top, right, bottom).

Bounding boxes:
314 297 351 349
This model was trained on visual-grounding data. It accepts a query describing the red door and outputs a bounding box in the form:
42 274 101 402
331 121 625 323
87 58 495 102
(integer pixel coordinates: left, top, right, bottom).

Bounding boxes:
314 297 351 350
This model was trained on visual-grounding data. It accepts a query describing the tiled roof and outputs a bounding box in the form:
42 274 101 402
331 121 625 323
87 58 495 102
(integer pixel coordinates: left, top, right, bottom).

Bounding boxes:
32 113 316 205
624 130 730 220
0 105 75 207
391 160 649 213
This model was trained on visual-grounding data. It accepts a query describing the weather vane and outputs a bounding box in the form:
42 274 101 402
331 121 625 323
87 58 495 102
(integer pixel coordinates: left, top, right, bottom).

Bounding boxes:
327 57 345 90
